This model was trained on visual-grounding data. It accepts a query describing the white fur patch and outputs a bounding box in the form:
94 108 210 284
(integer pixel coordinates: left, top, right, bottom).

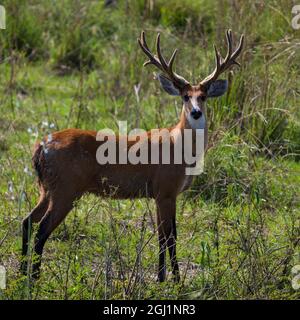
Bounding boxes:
190 97 198 109
186 97 206 129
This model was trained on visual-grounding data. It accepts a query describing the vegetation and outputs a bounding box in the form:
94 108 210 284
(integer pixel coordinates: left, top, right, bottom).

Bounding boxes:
0 0 299 299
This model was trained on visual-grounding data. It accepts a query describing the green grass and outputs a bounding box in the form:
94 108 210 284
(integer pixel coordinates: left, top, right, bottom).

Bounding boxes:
0 0 299 300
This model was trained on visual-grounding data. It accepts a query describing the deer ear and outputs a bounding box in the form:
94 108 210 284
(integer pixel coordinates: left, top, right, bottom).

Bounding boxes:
207 79 228 97
157 74 180 96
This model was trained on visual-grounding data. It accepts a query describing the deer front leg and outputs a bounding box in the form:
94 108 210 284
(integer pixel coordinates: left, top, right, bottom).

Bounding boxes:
156 197 180 283
157 210 166 282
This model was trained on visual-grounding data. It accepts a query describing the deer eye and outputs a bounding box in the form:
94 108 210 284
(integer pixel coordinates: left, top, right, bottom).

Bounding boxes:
183 95 189 102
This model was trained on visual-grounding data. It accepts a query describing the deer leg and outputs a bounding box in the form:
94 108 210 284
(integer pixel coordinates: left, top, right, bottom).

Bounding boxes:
168 216 179 282
21 193 49 274
157 209 166 282
31 199 74 279
156 197 180 282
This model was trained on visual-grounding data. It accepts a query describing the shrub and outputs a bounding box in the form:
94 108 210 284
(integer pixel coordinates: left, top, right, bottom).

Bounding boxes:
192 135 298 208
0 0 46 60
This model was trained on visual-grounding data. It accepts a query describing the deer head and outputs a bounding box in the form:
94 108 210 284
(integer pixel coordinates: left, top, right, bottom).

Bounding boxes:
138 30 244 128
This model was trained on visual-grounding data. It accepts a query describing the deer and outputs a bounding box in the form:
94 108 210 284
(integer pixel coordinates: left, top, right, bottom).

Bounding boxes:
21 29 244 283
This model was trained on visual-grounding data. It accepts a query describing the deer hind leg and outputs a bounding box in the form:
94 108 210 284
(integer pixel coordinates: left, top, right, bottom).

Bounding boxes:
31 194 76 279
21 191 49 274
156 197 180 283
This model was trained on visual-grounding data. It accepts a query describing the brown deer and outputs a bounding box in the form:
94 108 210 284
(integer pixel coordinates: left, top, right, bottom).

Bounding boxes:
21 29 244 282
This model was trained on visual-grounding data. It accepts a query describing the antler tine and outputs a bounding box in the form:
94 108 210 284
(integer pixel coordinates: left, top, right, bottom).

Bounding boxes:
168 48 178 71
138 30 189 89
138 31 164 71
200 29 244 89
140 31 150 52
156 34 169 71
214 45 221 71
156 34 184 84
224 29 233 63
231 34 244 62
201 45 221 84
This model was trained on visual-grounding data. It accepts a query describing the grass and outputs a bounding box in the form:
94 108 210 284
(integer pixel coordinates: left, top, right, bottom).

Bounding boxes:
0 0 299 299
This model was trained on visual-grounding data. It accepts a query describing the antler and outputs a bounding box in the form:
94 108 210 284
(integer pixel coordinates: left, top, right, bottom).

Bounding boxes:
200 29 244 89
138 31 189 90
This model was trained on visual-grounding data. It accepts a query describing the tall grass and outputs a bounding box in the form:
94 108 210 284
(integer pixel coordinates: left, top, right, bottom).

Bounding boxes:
0 0 299 300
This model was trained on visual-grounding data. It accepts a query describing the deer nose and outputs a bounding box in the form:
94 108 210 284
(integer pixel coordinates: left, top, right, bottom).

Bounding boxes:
191 108 202 120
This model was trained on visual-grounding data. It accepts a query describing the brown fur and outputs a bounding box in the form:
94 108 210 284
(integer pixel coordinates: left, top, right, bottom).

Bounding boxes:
21 28 244 282
21 107 207 282
21 30 243 281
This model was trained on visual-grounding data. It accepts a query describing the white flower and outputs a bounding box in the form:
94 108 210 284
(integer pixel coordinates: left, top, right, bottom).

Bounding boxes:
42 121 49 128
8 182 13 193
24 166 32 175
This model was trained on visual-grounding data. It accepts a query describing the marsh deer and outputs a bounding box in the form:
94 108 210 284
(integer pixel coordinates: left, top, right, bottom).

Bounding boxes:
21 29 244 282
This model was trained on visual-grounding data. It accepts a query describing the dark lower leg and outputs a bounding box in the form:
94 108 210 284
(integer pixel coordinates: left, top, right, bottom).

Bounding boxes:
169 217 179 282
158 235 167 282
167 236 180 282
156 198 179 282
21 197 49 274
31 235 48 279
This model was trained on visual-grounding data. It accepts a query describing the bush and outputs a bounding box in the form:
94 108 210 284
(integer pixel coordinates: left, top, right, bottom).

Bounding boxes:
193 135 298 208
51 2 119 71
0 0 46 60
159 0 214 34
